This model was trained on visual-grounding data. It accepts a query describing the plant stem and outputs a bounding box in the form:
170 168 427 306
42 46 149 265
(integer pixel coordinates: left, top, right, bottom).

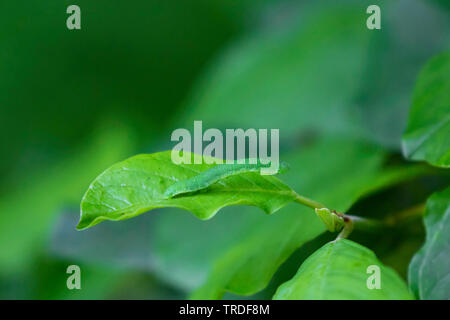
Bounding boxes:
293 192 326 210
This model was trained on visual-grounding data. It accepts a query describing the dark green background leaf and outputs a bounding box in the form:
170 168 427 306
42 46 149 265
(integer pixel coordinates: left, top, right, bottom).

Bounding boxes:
402 52 450 168
180 1 449 150
190 138 422 298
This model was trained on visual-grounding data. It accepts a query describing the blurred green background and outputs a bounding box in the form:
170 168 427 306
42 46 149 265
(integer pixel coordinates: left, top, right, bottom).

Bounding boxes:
0 0 449 299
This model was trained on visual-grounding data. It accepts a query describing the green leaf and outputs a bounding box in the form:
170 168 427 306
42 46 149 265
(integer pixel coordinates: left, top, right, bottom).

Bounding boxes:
273 239 413 300
78 152 297 230
0 122 135 274
164 160 288 199
189 203 326 299
190 139 424 298
408 186 450 300
402 52 450 168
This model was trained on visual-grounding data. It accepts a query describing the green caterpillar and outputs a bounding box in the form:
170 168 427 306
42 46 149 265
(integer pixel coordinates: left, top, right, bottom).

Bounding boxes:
164 159 289 199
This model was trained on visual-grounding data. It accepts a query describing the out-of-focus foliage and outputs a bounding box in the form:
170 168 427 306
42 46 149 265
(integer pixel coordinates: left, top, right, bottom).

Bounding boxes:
403 50 450 301
78 152 296 230
408 187 450 300
0 0 247 299
0 0 243 181
50 138 429 298
1 0 449 299
273 239 413 300
402 52 450 168
0 122 135 274
182 2 370 140
180 0 449 149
